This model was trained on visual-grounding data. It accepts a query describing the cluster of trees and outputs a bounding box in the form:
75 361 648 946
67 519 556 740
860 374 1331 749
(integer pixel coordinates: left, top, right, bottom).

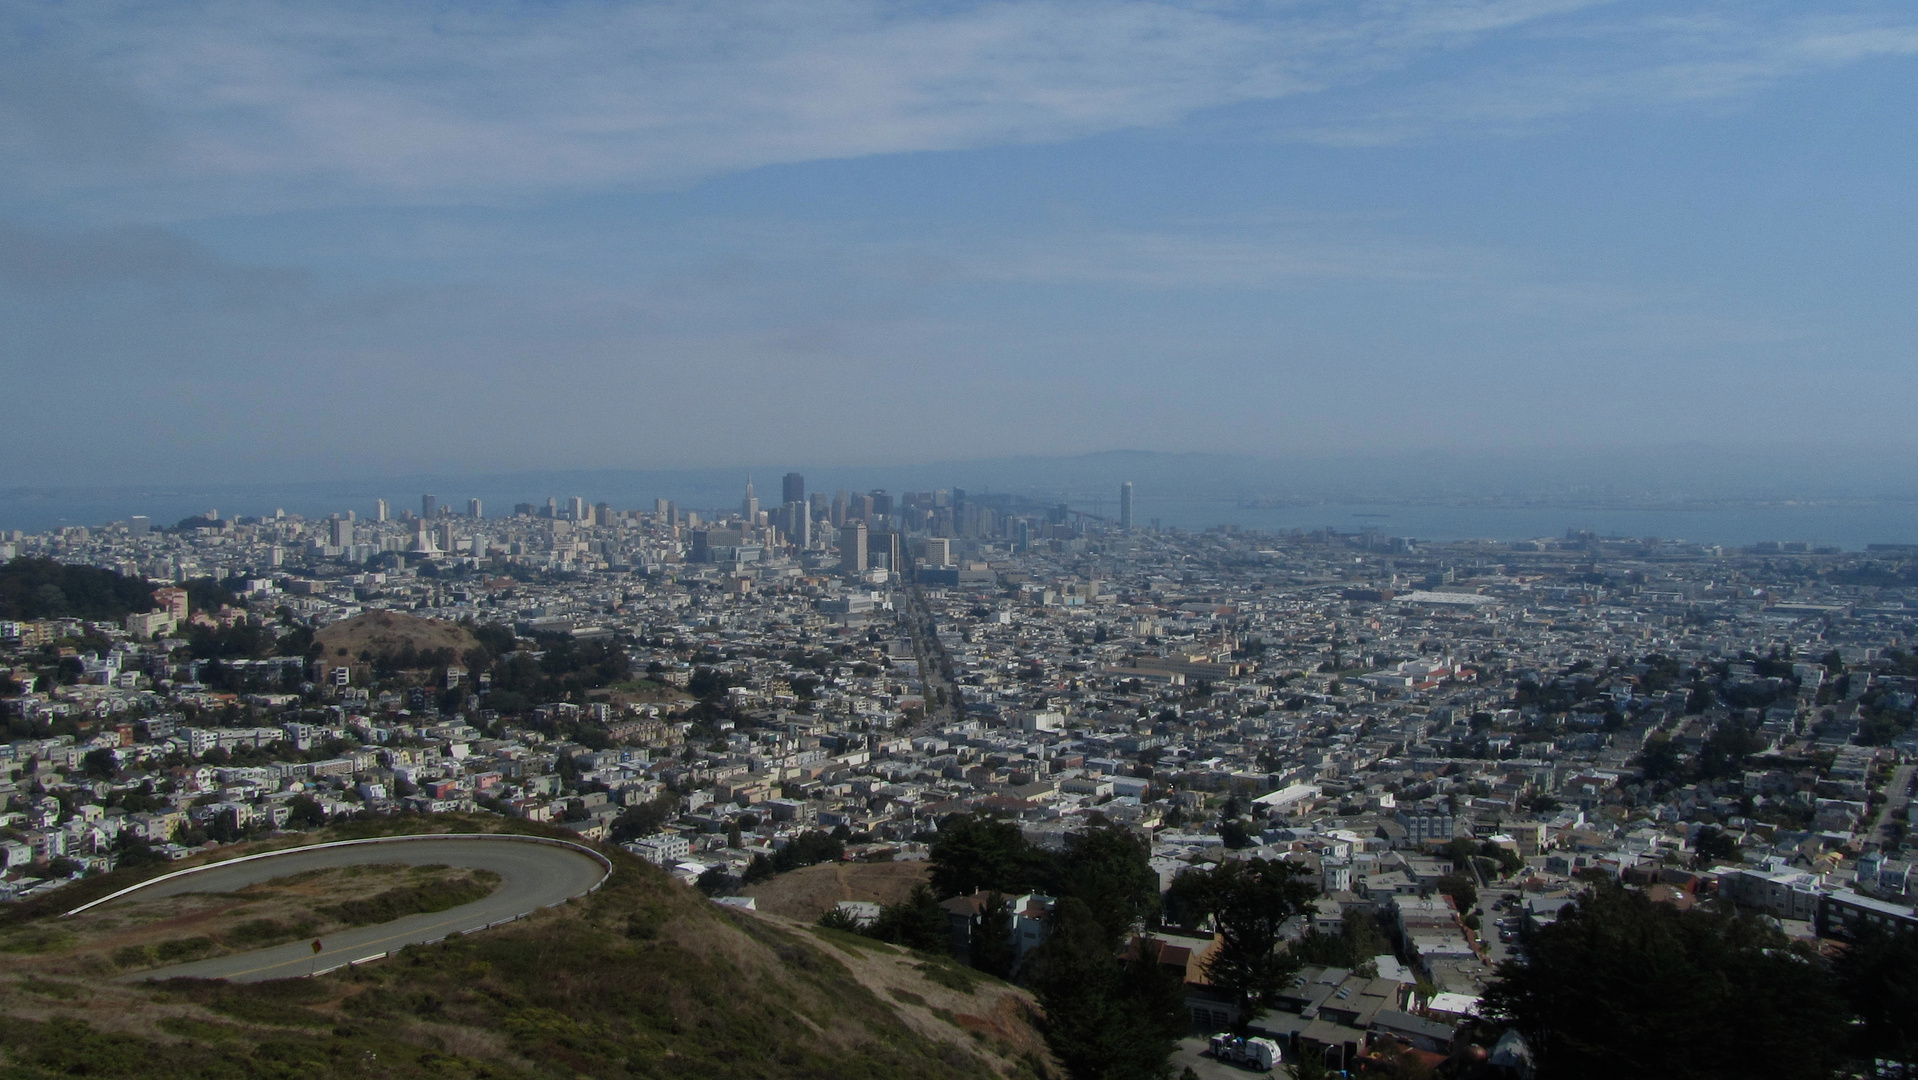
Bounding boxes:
820 813 1323 1080
1481 882 1918 1080
740 829 844 884
0 558 156 621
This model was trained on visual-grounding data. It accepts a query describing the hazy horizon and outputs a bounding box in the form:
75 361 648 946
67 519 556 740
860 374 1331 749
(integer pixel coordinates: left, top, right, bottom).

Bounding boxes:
6 1 1918 488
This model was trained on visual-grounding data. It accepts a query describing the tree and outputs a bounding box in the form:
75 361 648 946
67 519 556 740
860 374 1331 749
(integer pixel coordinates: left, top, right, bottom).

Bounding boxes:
928 812 1040 898
1434 873 1477 914
867 883 949 952
284 793 327 828
81 748 118 780
1481 882 1846 1080
1050 824 1161 946
968 892 1018 979
1027 899 1189 1080
1195 859 1316 1025
1692 826 1738 867
1833 924 1918 1068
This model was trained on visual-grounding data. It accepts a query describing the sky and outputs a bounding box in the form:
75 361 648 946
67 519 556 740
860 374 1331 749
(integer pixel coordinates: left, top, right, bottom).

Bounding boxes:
4 0 1917 488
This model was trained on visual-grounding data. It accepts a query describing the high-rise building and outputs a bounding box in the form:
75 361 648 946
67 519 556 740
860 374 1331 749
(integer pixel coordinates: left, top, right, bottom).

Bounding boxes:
128 516 149 537
832 490 850 527
741 477 759 522
545 497 558 518
468 498 483 519
785 502 810 548
594 502 612 527
782 472 805 506
438 521 455 552
1119 482 1134 531
567 496 586 521
841 520 868 575
421 494 437 519
329 517 351 547
375 499 389 523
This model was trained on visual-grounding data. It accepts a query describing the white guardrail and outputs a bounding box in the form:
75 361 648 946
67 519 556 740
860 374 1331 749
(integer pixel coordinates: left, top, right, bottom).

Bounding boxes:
60 832 614 919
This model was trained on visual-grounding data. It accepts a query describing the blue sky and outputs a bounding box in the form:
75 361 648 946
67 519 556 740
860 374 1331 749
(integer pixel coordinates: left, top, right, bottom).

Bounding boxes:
3 0 1915 485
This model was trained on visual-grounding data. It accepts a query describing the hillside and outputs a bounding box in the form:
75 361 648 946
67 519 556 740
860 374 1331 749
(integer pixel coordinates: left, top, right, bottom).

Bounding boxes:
739 859 933 921
313 610 480 670
0 819 1053 1080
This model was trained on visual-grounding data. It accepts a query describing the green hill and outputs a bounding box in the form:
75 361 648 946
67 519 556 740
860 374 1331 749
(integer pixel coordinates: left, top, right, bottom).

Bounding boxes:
0 819 1052 1080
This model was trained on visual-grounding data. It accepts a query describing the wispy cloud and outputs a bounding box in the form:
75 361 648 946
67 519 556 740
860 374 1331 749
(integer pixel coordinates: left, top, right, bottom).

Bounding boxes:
4 0 1911 216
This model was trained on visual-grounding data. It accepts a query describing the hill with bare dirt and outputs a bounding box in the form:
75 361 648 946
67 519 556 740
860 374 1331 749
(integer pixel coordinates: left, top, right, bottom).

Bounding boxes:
313 610 480 671
740 859 934 921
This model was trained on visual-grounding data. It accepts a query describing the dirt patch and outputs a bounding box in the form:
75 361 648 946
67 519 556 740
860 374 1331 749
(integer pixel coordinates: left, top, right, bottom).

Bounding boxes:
314 610 480 672
739 860 932 921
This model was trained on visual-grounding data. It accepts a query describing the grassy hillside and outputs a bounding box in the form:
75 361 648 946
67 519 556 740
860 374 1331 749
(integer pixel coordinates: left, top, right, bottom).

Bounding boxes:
0 819 1053 1080
313 610 481 671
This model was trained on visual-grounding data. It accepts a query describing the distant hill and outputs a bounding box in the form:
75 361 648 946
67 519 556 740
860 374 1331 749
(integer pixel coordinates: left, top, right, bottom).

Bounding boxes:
0 557 154 622
0 819 1050 1080
314 610 480 669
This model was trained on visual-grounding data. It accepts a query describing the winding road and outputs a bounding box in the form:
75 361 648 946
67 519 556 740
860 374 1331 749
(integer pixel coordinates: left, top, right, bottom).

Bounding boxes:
77 835 610 984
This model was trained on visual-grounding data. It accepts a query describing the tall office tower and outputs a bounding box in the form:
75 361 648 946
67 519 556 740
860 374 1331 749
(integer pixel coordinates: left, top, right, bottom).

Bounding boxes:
594 502 612 527
809 492 829 523
329 517 351 547
545 497 558 518
345 510 356 522
375 499 389 523
924 536 951 566
128 516 150 537
438 521 455 552
422 494 437 519
654 498 672 523
870 530 901 573
783 472 805 506
831 490 850 527
561 496 580 521
786 502 810 548
468 498 483 519
741 477 758 522
841 520 868 574
869 491 892 520
852 493 874 523
1119 482 1134 530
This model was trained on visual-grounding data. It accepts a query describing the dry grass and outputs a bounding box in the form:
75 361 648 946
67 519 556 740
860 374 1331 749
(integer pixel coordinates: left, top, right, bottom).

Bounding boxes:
739 859 932 920
0 817 1057 1080
314 610 479 669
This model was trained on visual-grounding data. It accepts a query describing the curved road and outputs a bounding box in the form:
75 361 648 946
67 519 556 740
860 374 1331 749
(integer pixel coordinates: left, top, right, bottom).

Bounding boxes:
94 836 608 983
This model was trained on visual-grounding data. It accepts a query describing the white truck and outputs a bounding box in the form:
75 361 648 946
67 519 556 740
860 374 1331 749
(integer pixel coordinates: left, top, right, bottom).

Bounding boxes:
1208 1033 1282 1071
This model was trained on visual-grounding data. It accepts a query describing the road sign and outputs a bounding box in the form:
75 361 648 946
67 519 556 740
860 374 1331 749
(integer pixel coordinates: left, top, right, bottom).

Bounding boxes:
311 940 324 954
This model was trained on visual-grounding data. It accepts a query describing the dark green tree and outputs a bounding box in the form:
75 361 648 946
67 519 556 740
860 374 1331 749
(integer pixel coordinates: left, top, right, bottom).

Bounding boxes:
1481 882 1846 1080
1194 859 1316 1025
1834 924 1918 1068
928 812 1040 898
968 892 1018 978
1027 898 1189 1080
868 884 950 952
1050 823 1161 945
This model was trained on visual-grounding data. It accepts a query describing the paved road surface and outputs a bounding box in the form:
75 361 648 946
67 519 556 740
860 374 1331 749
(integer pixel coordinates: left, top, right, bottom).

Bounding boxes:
105 836 607 983
1870 763 1915 850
